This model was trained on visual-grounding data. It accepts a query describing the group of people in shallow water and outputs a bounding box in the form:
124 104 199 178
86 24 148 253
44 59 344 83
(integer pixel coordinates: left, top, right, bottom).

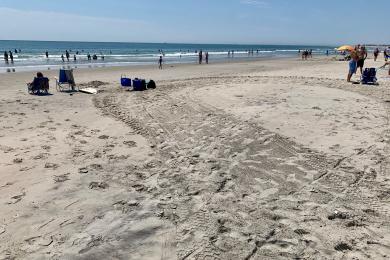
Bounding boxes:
300 49 313 60
197 50 209 65
53 50 105 63
3 49 20 63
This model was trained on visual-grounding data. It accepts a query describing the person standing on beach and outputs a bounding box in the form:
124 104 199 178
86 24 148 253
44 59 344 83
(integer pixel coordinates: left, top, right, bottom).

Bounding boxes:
74 54 77 62
45 51 49 59
206 52 209 64
158 55 163 69
384 49 388 62
61 54 65 62
374 48 379 61
357 46 367 75
87 53 91 61
347 47 359 82
9 51 13 63
199 50 203 64
4 51 9 63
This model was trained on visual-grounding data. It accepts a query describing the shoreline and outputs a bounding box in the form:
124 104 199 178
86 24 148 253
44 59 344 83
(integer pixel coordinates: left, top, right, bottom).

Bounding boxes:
0 54 304 74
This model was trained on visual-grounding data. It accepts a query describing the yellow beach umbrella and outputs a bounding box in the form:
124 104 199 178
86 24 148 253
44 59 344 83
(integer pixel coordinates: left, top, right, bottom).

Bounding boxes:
337 45 355 52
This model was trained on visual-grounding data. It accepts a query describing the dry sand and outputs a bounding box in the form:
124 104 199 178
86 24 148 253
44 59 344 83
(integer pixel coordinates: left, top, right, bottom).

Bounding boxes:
0 56 389 259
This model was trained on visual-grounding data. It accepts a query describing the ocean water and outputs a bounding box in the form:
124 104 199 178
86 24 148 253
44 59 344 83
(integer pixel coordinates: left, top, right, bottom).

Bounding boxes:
0 40 334 73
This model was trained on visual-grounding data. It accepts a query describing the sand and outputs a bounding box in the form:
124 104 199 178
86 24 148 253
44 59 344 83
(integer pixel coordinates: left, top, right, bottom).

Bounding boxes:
0 56 389 259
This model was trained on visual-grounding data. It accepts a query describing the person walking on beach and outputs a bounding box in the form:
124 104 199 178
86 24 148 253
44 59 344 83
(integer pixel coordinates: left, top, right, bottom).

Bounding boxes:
61 54 65 62
45 51 49 59
4 51 9 63
74 54 77 62
357 46 367 75
158 55 163 69
199 50 203 64
205 52 209 64
65 50 70 62
374 48 379 61
87 53 91 61
9 51 13 63
347 47 359 82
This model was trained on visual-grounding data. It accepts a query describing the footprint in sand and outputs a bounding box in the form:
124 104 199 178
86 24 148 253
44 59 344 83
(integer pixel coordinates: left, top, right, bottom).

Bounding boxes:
7 191 26 204
53 173 70 183
13 158 23 164
44 163 59 169
123 140 137 148
98 135 110 140
89 182 109 190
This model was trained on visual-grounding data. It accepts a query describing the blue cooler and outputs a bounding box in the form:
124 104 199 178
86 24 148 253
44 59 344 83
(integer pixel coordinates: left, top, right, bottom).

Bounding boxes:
121 75 131 87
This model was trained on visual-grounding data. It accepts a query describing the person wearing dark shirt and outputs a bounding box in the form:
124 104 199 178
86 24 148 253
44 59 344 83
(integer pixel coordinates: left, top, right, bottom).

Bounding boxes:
4 51 8 63
65 50 70 62
158 56 163 69
9 51 13 63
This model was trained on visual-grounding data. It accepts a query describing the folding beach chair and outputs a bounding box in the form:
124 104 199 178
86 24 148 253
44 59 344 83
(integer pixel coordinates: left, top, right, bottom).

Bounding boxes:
27 77 50 95
361 68 377 85
55 69 78 92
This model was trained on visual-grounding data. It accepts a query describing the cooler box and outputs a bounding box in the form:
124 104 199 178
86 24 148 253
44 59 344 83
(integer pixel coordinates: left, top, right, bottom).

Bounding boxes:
121 76 131 87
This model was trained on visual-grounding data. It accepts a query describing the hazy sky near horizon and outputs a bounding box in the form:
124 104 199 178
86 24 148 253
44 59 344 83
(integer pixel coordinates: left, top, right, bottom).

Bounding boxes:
0 0 388 45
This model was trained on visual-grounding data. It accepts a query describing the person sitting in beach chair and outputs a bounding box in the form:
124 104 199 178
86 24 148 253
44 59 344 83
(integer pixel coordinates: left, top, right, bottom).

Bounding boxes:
27 72 49 95
55 69 77 92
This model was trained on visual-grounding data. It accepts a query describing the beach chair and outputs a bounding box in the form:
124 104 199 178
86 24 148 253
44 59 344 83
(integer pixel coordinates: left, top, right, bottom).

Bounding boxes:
361 68 377 85
27 77 50 95
55 69 78 92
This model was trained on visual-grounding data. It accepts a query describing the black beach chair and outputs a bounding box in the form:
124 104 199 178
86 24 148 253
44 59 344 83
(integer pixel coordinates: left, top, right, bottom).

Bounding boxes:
27 77 50 95
55 69 78 92
361 68 377 85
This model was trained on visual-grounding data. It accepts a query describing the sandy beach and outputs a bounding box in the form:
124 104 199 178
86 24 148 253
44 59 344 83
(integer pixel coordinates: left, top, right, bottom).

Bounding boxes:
1 56 390 259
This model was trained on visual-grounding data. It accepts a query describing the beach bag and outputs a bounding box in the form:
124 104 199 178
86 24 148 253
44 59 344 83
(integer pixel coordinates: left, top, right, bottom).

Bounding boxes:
121 75 132 87
133 78 144 91
147 80 156 89
141 80 147 91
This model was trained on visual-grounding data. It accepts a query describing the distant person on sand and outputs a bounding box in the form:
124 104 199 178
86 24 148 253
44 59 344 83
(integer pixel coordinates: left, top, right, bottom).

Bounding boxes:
199 50 203 64
87 53 91 61
61 54 65 62
74 54 77 61
374 48 379 61
158 56 163 69
384 49 388 62
4 51 8 63
347 47 359 82
45 51 49 59
205 52 209 64
357 46 367 75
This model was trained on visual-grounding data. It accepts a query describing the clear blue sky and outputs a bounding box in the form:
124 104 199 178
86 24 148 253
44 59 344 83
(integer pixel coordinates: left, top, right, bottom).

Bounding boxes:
0 0 388 45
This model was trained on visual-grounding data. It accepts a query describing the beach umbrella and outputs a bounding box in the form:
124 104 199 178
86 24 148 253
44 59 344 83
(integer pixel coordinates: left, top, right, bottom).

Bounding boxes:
337 45 355 52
